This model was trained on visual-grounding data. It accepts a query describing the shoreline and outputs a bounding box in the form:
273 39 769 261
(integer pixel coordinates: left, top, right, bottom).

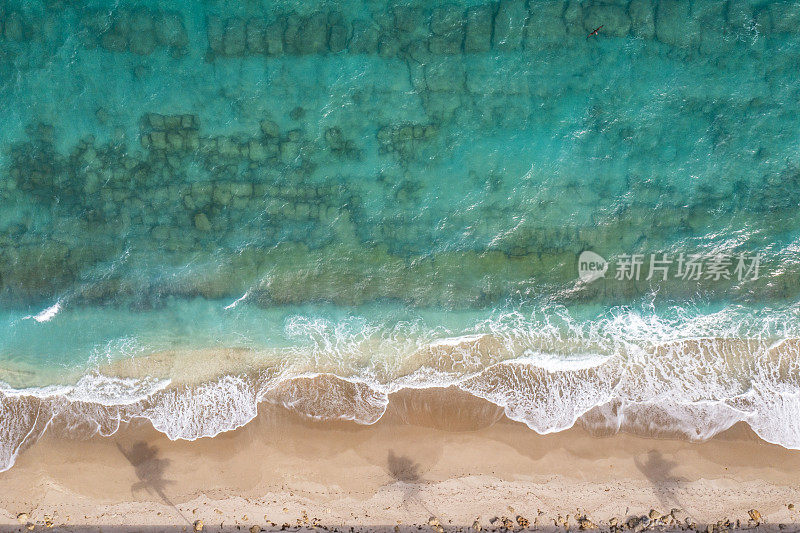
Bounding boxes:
1 395 799 531
4 348 800 468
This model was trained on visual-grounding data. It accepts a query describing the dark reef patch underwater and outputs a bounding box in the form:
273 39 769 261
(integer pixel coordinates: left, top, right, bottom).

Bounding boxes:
1 0 800 470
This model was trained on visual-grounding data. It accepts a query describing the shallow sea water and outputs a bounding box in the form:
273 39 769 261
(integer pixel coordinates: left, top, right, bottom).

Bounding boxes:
1 0 800 469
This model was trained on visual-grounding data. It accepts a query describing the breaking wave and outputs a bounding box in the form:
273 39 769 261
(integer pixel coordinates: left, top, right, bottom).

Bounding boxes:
1 303 800 472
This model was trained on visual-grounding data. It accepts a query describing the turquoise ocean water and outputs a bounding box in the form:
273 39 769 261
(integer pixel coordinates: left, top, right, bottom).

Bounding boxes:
1 0 800 470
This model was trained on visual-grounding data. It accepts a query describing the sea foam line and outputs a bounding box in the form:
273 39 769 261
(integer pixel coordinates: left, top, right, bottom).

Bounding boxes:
2 304 800 472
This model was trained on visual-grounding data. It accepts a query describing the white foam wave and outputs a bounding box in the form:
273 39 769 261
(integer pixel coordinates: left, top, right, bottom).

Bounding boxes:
516 350 611 371
21 301 62 323
459 359 621 434
266 373 389 424
1 303 800 472
0 374 171 405
428 334 485 347
224 291 250 310
0 395 51 473
142 375 260 440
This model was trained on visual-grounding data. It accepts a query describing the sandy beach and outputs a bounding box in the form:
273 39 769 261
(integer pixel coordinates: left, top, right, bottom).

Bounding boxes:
3 0 800 530
1 389 799 532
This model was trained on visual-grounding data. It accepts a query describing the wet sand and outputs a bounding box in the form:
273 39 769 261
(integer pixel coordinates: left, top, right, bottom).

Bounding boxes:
0 390 799 531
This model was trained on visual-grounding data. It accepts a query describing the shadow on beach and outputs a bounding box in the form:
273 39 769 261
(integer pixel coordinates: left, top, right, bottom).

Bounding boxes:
386 450 435 517
115 441 190 525
634 449 687 512
387 449 422 483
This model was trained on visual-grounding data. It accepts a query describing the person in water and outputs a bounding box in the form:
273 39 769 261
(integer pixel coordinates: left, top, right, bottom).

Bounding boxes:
587 25 603 38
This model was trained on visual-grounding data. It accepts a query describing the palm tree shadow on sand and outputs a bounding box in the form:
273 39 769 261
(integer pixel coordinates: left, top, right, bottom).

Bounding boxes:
386 450 435 516
116 441 190 525
634 449 688 512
